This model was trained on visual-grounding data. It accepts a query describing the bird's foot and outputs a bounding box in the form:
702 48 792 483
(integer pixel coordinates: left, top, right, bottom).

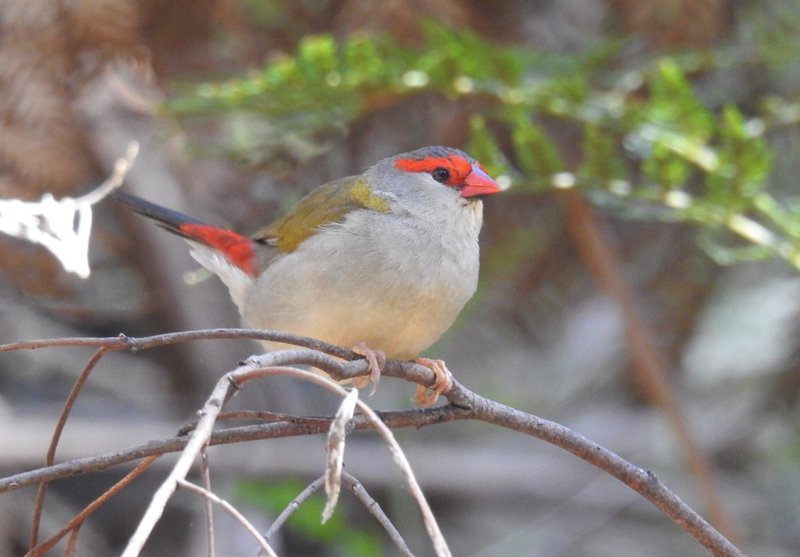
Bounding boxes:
350 342 385 395
413 358 453 407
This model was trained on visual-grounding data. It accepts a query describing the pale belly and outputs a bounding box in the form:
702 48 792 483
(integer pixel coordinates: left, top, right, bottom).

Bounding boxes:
242 208 480 358
243 256 477 358
244 274 469 358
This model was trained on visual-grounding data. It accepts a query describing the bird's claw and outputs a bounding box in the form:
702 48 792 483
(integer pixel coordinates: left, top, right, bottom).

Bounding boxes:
413 358 453 407
351 342 385 395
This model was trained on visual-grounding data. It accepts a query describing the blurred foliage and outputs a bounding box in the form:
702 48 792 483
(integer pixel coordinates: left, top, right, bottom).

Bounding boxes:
166 20 800 270
236 478 383 556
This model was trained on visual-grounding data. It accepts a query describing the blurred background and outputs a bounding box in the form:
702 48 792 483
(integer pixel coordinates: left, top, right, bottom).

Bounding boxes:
1 0 799 555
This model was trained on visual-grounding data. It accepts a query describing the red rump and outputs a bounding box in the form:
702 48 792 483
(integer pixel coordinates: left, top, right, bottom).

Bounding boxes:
180 223 257 277
395 154 472 187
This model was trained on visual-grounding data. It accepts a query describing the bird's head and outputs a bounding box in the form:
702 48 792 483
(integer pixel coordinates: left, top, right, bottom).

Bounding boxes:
367 146 502 205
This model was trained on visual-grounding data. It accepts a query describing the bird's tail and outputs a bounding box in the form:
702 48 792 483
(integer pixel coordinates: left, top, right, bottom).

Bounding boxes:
113 190 207 238
113 191 257 311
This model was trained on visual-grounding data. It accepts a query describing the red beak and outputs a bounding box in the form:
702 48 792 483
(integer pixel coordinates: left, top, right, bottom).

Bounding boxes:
460 164 502 199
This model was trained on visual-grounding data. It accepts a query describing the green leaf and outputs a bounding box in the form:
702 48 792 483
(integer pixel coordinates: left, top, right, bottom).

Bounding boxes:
161 23 800 271
581 123 624 186
510 114 563 189
645 58 714 142
467 115 509 180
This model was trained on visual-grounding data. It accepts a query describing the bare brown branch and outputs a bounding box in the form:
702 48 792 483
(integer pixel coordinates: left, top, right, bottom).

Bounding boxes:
0 331 746 557
199 448 215 557
561 190 739 543
177 479 277 557
30 346 110 550
341 470 415 557
25 456 158 557
264 475 325 543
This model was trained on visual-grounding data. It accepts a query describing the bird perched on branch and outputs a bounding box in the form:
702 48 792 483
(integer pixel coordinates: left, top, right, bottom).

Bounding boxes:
114 146 501 405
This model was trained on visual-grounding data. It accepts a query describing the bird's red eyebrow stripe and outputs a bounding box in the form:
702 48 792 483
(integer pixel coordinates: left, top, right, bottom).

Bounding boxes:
395 154 472 185
395 156 454 173
180 223 257 277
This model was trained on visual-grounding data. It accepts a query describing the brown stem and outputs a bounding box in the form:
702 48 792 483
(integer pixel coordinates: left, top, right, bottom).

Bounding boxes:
29 347 109 550
560 189 739 543
25 456 158 556
0 333 747 556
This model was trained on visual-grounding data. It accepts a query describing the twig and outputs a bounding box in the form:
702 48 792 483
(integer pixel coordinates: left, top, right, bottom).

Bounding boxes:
561 190 738 542
261 470 414 557
0 141 139 278
25 456 158 556
341 470 414 557
30 347 110 550
177 480 277 557
238 355 452 557
64 526 80 557
264 475 325 542
1 406 467 493
0 328 438 392
178 410 332 436
121 355 451 557
120 364 237 557
448 390 745 557
200 448 215 557
0 329 356 360
0 334 746 556
77 141 140 206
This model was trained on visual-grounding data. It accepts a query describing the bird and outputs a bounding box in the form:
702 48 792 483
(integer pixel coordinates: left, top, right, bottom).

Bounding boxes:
113 146 501 405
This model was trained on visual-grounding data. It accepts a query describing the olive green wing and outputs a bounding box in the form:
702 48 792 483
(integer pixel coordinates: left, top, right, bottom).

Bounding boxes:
251 175 391 253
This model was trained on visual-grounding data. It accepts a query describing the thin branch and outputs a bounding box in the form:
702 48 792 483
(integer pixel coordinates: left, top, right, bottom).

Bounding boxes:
450 390 745 557
200 448 215 557
0 141 138 278
0 335 747 557
1 406 467 493
74 141 140 206
0 328 440 393
63 526 80 557
25 456 158 557
177 480 277 557
120 366 237 557
561 190 739 542
341 470 414 557
261 470 414 557
235 356 452 556
30 347 110 550
0 329 357 360
178 410 334 436
121 356 450 557
264 475 325 542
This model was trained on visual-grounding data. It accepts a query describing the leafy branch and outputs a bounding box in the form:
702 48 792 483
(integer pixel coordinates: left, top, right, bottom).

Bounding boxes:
167 22 800 269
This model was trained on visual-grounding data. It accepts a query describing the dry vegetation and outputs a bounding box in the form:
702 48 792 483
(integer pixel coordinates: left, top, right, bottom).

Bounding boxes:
1 1 799 556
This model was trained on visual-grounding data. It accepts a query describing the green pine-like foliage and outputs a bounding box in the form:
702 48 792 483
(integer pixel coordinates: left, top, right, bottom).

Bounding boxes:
165 21 800 269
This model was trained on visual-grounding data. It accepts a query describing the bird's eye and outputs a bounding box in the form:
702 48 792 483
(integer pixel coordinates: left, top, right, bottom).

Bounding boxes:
431 167 450 183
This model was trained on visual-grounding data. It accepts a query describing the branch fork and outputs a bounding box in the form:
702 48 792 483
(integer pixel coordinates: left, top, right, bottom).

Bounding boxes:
0 329 745 557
